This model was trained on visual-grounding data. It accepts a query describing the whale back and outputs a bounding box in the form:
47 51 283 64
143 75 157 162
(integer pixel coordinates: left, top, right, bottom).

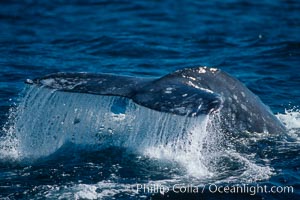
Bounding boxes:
165 67 286 134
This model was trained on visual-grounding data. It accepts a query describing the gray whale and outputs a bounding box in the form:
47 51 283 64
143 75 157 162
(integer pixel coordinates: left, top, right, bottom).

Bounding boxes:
26 67 286 135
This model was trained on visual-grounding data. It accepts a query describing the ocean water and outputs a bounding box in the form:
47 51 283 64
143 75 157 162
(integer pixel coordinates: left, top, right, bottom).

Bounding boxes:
0 0 299 199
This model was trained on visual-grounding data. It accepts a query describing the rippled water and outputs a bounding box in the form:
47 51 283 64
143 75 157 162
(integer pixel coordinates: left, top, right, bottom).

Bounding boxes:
0 0 299 199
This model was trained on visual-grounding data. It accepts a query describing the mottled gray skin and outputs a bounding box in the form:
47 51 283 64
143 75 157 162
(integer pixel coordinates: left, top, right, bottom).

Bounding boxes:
164 67 286 134
27 67 286 135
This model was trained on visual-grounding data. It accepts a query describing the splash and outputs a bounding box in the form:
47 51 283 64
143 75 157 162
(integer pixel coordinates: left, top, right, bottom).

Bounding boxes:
276 108 300 140
0 85 279 181
0 85 214 175
143 116 212 177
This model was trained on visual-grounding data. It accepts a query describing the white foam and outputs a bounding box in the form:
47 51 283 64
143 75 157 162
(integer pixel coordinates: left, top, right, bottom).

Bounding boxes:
43 181 141 200
224 152 274 183
276 108 300 140
277 108 300 129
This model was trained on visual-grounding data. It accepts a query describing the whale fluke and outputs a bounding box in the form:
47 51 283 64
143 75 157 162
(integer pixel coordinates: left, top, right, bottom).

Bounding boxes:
26 71 222 116
26 67 286 134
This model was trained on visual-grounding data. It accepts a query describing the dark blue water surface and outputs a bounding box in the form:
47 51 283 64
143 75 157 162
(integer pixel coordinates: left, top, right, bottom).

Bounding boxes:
0 0 299 199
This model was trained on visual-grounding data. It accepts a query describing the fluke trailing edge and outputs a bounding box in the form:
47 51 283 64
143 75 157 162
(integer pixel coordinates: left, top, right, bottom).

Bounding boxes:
26 67 286 134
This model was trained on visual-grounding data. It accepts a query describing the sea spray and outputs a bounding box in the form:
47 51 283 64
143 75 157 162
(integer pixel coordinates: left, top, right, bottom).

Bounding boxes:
0 85 278 181
277 108 300 140
0 85 221 176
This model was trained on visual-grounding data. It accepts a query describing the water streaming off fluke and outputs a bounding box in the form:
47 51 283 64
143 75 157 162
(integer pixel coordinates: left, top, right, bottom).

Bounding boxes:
1 85 224 177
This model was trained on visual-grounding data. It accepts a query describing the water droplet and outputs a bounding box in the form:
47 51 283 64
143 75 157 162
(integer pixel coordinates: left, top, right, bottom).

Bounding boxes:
99 125 105 131
107 128 114 134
